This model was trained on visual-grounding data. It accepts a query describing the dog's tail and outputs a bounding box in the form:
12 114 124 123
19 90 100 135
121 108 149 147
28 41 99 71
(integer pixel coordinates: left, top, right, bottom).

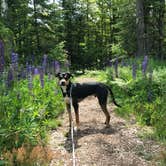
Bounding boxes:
107 86 121 107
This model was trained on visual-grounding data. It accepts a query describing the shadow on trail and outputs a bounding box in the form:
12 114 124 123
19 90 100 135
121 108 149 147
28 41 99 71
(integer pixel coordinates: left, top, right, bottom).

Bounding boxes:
64 123 118 153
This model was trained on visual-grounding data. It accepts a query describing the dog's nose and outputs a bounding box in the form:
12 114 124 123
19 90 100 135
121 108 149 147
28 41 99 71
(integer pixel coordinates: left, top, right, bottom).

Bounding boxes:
61 82 65 86
60 81 66 86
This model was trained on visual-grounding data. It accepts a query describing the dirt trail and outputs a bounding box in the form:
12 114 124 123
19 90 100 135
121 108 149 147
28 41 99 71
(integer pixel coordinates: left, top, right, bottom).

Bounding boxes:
48 78 164 166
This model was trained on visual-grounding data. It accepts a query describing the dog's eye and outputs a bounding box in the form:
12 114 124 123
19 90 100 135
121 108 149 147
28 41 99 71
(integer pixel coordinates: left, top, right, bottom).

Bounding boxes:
64 75 68 79
59 76 63 79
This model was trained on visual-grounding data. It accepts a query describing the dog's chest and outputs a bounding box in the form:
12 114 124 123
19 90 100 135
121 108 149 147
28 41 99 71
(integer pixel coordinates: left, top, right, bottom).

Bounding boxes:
64 96 70 104
61 86 67 93
61 86 70 104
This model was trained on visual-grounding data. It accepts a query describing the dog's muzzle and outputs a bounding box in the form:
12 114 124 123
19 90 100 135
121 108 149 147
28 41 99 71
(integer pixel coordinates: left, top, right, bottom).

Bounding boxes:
59 79 67 86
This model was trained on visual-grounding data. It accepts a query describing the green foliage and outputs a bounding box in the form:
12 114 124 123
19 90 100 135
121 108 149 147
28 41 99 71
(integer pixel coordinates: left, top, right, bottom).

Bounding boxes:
105 60 166 139
0 21 13 63
150 97 166 139
1 0 166 67
0 76 64 153
0 21 13 39
1 0 64 63
45 119 62 130
111 43 127 57
49 42 67 62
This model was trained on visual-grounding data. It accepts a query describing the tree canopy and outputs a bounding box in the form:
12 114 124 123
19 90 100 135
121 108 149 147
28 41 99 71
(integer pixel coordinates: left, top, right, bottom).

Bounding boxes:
0 0 166 68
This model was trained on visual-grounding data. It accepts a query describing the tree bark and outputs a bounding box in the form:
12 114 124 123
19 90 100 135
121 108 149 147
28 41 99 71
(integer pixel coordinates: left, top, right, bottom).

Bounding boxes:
158 0 165 60
136 0 145 57
143 1 150 57
33 0 40 54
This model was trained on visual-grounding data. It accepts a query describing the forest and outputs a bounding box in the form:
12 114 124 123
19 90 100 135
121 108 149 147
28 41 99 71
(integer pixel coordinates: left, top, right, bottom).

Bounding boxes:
0 0 166 165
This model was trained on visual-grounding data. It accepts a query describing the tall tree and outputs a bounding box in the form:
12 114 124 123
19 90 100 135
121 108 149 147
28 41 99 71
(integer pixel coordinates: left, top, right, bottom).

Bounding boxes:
136 0 146 57
158 0 165 60
33 0 40 54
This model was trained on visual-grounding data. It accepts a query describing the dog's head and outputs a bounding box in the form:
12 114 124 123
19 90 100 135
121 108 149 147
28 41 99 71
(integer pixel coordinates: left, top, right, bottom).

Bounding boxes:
56 72 73 86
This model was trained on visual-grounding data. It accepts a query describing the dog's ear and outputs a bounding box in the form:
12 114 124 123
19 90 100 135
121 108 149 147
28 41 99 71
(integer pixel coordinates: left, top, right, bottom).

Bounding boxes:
56 72 61 77
67 72 73 78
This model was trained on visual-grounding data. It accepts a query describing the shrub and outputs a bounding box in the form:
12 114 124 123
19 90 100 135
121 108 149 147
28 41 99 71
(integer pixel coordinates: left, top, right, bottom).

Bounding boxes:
0 75 64 154
105 61 166 139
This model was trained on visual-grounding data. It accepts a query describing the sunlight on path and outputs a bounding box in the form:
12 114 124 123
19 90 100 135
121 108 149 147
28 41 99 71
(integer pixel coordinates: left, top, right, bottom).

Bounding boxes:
48 77 164 166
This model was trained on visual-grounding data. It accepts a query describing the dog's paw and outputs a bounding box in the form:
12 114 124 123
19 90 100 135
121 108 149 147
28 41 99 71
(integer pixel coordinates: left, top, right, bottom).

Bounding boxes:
74 126 77 132
74 126 80 132
105 124 110 128
104 122 110 128
64 131 70 137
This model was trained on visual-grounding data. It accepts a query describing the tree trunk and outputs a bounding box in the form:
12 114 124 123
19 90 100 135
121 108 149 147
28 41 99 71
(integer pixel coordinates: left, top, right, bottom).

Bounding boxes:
136 0 145 57
1 0 6 16
143 1 150 57
33 0 40 54
86 0 90 46
109 5 115 58
158 0 165 60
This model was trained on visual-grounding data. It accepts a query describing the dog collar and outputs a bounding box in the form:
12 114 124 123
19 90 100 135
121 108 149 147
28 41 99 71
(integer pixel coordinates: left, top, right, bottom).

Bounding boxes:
60 82 74 98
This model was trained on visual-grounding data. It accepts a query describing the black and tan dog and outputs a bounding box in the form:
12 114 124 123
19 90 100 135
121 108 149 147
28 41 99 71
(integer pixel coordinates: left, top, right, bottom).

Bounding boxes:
56 72 120 129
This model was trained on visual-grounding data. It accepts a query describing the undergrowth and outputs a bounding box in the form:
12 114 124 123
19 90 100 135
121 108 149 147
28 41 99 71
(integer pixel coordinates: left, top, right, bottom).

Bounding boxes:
0 75 64 165
106 64 166 141
81 59 166 141
80 60 166 164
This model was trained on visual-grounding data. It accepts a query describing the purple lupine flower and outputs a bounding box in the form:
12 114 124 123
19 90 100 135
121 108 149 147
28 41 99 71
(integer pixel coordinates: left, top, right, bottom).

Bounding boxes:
132 62 137 79
39 67 44 88
26 62 29 75
54 60 60 74
46 62 51 79
31 66 35 76
108 60 112 67
34 68 39 75
114 59 118 77
42 54 47 73
11 52 17 63
46 61 51 75
6 65 14 88
0 40 5 72
142 56 148 76
18 66 25 80
51 61 54 75
21 68 27 79
27 65 33 90
11 52 19 76
11 52 18 67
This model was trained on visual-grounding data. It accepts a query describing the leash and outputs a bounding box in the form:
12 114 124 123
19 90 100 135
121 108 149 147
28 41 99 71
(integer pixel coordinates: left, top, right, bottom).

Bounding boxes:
69 84 77 166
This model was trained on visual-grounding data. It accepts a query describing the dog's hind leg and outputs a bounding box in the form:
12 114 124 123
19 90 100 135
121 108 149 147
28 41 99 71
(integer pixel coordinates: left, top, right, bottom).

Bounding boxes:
73 102 80 130
97 90 110 127
100 103 110 127
66 103 72 128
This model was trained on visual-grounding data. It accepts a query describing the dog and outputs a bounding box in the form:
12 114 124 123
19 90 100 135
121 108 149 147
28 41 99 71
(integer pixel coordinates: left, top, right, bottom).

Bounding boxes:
56 72 121 129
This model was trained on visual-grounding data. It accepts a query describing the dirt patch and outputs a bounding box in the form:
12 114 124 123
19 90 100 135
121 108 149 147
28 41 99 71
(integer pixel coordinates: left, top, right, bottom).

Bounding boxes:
48 78 165 166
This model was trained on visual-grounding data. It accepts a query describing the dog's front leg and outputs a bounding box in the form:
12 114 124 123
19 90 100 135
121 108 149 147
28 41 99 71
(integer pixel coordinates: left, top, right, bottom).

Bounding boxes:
73 102 79 130
66 103 72 128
